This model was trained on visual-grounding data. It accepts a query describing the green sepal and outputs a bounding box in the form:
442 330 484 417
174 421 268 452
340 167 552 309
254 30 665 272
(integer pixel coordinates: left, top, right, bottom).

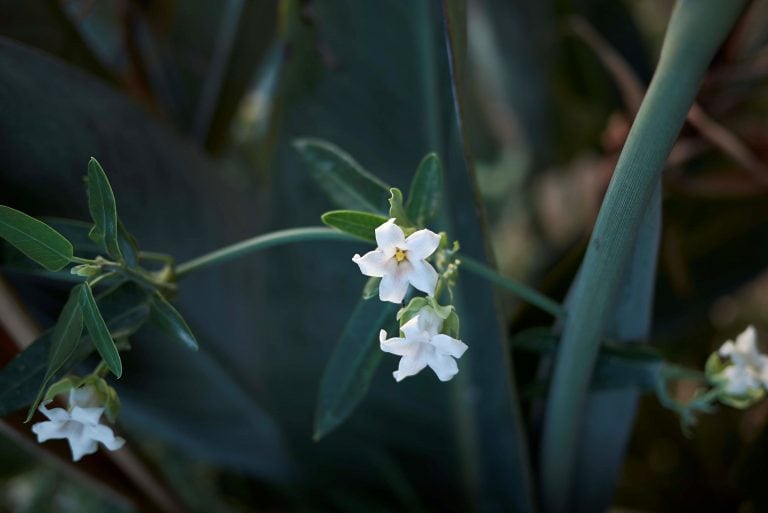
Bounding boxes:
717 386 765 409
704 352 727 382
405 153 443 227
86 377 121 423
42 376 83 404
0 206 74 271
86 157 123 261
362 277 381 300
443 311 461 339
321 210 389 242
396 297 429 325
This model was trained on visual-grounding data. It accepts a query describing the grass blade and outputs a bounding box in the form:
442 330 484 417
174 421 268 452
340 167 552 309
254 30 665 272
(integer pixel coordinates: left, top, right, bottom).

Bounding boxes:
539 2 750 511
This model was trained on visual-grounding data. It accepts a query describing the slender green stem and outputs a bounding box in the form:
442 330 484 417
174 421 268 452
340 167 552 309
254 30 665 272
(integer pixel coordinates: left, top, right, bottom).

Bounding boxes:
138 251 174 265
174 227 358 279
459 255 564 318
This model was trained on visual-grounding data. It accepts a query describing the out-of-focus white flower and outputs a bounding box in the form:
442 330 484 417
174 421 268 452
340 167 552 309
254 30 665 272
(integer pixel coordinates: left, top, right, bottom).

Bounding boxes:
717 325 768 396
352 218 440 303
380 306 467 382
31 386 125 461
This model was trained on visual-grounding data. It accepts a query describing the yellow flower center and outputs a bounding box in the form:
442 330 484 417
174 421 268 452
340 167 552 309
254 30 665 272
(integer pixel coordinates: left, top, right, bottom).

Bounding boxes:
394 248 407 263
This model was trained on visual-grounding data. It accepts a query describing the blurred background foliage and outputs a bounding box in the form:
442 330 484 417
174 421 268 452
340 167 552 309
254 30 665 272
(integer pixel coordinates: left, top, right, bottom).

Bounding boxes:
0 0 767 512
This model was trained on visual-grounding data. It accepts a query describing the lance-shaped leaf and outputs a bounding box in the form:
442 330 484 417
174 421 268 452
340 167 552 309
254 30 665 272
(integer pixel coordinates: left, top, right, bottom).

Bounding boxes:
405 153 443 227
149 292 199 351
1 286 150 418
86 157 123 261
314 299 398 440
25 287 84 420
79 283 122 377
0 206 73 271
321 210 388 243
294 138 390 213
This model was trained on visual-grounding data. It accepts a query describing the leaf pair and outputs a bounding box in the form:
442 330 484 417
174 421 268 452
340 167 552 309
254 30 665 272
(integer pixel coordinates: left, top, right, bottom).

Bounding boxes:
24 283 122 420
296 138 443 242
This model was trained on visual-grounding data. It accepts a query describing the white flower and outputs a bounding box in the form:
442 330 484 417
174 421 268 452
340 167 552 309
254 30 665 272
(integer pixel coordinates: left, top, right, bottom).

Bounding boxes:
717 325 768 395
352 218 441 303
379 306 468 382
31 386 125 461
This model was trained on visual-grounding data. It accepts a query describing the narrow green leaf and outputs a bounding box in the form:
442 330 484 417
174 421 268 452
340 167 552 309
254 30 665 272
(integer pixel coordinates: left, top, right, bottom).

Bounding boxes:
294 138 390 213
79 283 122 377
321 210 388 243
405 153 443 227
0 206 73 271
314 299 398 440
24 287 84 421
86 157 123 261
149 292 199 351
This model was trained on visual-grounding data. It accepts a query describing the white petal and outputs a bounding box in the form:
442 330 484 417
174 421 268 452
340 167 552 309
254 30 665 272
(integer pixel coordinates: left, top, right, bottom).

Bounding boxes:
719 341 736 357
404 229 440 260
70 406 105 426
69 436 98 462
736 325 759 357
38 403 71 422
428 353 459 382
85 424 126 451
392 345 429 381
352 250 393 277
430 334 468 359
32 420 71 443
406 260 438 296
69 386 98 409
380 331 417 357
379 262 412 303
400 315 425 341
375 218 405 254
416 308 443 336
723 366 759 396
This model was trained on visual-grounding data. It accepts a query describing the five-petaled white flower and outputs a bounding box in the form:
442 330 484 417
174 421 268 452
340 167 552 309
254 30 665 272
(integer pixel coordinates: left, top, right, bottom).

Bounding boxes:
31 386 125 461
353 218 441 303
380 306 468 382
717 325 768 396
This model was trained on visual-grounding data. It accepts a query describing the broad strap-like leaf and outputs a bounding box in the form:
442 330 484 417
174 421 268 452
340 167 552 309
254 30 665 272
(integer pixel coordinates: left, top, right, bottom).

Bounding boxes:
79 283 122 377
0 205 73 271
294 138 390 213
314 299 398 440
149 292 199 351
86 157 123 261
405 153 443 227
321 210 388 243
24 286 84 420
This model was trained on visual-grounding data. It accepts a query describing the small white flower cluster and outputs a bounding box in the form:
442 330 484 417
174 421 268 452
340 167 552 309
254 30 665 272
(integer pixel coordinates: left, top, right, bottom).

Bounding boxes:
710 325 768 403
353 218 467 382
31 385 125 461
